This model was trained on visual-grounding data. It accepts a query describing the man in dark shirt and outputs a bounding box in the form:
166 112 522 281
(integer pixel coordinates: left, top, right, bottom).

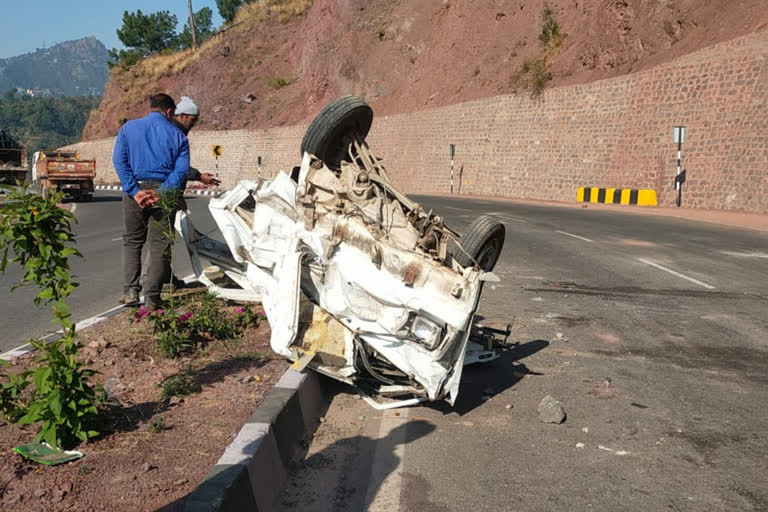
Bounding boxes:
113 93 189 309
146 96 221 292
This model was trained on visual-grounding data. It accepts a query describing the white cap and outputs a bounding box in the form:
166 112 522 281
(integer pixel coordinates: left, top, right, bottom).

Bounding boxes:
175 96 199 116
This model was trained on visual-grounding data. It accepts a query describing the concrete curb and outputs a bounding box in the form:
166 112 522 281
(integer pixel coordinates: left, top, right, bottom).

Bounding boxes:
94 185 221 196
183 368 327 511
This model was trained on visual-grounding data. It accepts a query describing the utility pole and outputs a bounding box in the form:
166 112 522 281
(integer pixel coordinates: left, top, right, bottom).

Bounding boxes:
188 0 198 50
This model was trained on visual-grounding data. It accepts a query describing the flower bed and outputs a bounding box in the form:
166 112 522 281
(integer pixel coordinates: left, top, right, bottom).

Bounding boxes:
0 292 287 511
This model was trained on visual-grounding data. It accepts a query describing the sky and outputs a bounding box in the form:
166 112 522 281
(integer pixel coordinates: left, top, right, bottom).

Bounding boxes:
0 1 225 58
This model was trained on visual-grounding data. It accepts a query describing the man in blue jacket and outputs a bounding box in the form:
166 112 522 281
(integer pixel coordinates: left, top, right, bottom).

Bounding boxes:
113 93 189 309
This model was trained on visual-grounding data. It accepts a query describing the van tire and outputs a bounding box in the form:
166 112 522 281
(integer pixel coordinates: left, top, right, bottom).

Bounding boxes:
300 96 373 169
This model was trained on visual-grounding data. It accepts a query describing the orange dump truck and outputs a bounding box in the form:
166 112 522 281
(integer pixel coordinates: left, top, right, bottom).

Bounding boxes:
32 150 95 201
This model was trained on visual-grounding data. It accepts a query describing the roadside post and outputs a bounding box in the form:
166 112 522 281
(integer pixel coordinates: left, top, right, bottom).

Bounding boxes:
673 126 686 207
212 144 222 183
257 156 262 180
450 144 455 195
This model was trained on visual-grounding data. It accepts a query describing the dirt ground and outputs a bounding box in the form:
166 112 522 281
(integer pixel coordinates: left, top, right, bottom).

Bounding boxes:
83 0 768 140
0 292 287 512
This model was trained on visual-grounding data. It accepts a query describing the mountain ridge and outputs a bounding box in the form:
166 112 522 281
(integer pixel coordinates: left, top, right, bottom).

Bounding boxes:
0 37 108 97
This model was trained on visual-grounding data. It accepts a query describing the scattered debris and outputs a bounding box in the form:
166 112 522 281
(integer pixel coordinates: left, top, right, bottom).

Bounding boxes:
582 427 589 433
598 445 630 456
241 93 257 104
575 442 585 448
631 402 649 409
505 403 513 410
13 442 84 465
103 377 124 399
588 377 619 399
537 395 566 424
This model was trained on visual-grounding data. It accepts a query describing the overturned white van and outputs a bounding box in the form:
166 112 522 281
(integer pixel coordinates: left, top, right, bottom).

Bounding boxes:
177 96 505 408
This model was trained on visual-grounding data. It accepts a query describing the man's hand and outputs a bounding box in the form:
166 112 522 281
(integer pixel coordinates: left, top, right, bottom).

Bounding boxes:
133 189 159 207
200 173 221 186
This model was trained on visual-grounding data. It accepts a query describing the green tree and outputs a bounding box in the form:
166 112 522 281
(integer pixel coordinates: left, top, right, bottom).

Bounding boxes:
176 7 215 50
216 0 243 24
116 9 178 56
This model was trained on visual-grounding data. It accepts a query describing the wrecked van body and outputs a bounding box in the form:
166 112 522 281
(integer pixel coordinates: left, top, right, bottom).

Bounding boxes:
177 96 505 408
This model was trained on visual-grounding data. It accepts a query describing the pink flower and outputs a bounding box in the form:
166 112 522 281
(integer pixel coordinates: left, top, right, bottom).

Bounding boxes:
134 305 152 321
235 306 244 314
178 311 194 321
155 309 164 316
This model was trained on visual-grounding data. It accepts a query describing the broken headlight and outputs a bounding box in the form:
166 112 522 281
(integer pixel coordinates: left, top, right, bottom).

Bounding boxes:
409 315 445 350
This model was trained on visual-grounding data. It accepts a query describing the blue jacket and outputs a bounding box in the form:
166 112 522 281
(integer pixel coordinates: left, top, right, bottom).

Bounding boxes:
112 111 190 197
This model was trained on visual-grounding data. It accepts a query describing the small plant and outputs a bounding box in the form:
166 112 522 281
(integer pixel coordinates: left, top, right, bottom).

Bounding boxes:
267 75 294 89
189 292 238 340
234 305 265 329
517 5 566 98
18 336 100 448
0 186 100 449
149 416 167 433
521 57 553 96
0 360 31 422
539 6 565 51
78 463 92 476
160 372 201 400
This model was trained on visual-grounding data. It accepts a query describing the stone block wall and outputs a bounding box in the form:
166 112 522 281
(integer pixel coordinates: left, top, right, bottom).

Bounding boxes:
66 30 768 213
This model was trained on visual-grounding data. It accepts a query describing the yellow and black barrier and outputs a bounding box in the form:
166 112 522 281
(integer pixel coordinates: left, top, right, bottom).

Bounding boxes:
577 187 657 206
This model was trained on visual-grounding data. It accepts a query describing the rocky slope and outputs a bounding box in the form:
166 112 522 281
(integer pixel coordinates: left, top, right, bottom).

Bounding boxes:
83 0 768 140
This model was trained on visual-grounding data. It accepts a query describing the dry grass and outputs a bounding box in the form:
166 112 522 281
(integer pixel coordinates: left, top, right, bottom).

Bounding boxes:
108 0 312 85
518 6 566 98
234 0 314 27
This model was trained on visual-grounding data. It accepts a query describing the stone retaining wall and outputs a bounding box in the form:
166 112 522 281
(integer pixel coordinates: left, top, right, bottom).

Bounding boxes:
65 30 768 212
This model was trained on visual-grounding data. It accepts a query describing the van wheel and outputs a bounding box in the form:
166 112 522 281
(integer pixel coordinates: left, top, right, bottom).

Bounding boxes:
300 96 373 169
451 216 506 271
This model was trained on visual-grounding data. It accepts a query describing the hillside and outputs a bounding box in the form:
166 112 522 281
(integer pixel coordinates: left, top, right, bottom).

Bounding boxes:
0 37 108 97
83 0 768 140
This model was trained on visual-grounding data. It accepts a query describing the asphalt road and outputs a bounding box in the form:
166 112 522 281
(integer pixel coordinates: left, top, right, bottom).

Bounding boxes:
0 193 220 353
277 195 768 511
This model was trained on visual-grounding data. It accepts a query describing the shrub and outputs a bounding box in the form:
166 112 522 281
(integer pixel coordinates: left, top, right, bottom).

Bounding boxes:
267 76 294 89
517 6 565 98
160 372 201 400
0 186 99 449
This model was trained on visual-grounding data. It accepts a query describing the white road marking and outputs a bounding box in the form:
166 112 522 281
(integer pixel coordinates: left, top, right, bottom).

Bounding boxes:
720 251 768 259
556 230 593 242
365 408 410 511
502 216 528 223
1 273 199 360
637 258 716 290
112 237 123 241
444 206 472 212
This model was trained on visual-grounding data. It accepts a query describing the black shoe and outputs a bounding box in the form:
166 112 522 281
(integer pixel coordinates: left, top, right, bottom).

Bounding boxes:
163 276 187 293
145 296 164 311
119 289 140 305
